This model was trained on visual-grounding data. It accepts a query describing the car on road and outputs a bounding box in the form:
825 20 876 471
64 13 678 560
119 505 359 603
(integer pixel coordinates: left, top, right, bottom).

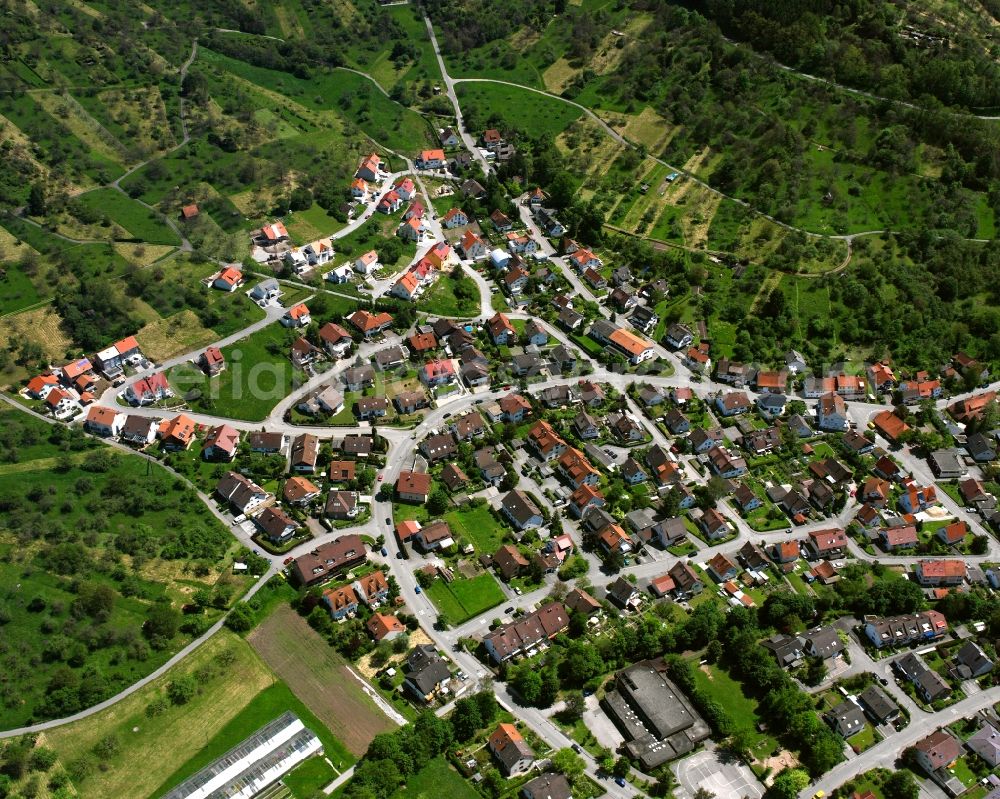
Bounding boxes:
385 518 392 525
504 606 514 614
813 792 825 799
252 549 259 555
380 547 388 556
879 676 889 686
572 744 582 754
443 412 452 419
396 551 404 559
614 777 626 787
415 585 422 594
283 556 294 565
377 473 384 481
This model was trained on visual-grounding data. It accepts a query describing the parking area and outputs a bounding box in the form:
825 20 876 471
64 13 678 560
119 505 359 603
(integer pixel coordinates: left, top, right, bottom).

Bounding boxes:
672 748 763 799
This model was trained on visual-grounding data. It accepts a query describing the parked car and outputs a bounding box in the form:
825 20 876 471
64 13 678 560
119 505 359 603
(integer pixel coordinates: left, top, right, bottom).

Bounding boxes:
415 585 422 594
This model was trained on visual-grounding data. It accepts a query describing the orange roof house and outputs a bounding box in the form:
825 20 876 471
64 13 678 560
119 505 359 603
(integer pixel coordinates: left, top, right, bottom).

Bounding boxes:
872 410 910 442
158 414 195 449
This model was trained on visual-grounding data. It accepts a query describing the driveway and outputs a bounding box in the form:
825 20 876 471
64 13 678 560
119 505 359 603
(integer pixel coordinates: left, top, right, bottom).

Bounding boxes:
673 748 763 799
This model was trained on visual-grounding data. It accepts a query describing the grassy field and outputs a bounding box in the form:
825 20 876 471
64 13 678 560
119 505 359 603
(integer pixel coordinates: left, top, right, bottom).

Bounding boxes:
418 272 480 318
690 661 777 761
425 573 506 625
167 321 303 421
455 81 583 138
156 681 356 798
248 604 397 756
43 632 275 799
444 505 507 554
200 49 435 156
0 406 244 729
75 188 181 245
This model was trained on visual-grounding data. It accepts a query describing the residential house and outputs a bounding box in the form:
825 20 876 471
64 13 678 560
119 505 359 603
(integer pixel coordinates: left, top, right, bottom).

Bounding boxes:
937 520 968 547
200 346 225 375
215 471 270 517
487 312 517 345
494 544 529 581
354 250 380 275
872 410 910 443
290 433 319 473
212 266 242 293
953 640 994 680
421 432 458 463
501 490 544 531
282 303 311 328
967 724 1000 768
328 460 356 484
120 415 156 447
880 524 918 551
771 539 800 563
664 408 690 435
698 508 731 541
322 585 359 620
355 397 389 421
298 387 345 417
858 685 899 725
826 702 865 738
864 610 948 649
716 392 751 417
257 506 298 543
476 447 507 486
319 322 353 357
291 534 367 587
489 724 535 777
283 476 320 506
912 729 962 776
756 393 786 419
459 230 487 260
706 552 738 582
416 149 446 169
895 653 951 703
202 424 240 461
521 774 572 799
568 484 605 519
84 406 124 437
816 393 849 431
669 561 704 596
396 470 432 503
664 323 694 350
158 414 195 450
528 420 567 462
805 528 848 559
915 560 966 586
367 613 405 642
607 576 641 611
404 645 452 703
126 372 172 405
802 627 844 659
415 521 454 552
482 602 569 663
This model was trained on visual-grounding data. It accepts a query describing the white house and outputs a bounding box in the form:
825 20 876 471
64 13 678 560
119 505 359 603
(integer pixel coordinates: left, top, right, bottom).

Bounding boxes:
355 250 380 275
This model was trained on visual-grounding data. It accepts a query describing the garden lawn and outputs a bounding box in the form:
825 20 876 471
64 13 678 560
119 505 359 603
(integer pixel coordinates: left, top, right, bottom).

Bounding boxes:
444 505 507 553
167 321 304 421
390 756 478 799
75 188 181 245
426 573 505 624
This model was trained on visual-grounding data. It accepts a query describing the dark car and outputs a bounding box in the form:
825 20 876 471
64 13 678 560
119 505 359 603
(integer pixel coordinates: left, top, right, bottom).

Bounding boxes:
384 518 392 525
504 606 514 614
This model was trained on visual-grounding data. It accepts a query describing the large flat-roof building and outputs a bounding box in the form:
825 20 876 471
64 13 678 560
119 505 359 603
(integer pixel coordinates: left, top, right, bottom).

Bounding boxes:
161 712 322 799
601 659 710 769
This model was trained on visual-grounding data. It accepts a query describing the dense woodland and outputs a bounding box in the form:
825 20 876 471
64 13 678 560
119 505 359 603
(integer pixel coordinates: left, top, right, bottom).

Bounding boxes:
690 0 1000 110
